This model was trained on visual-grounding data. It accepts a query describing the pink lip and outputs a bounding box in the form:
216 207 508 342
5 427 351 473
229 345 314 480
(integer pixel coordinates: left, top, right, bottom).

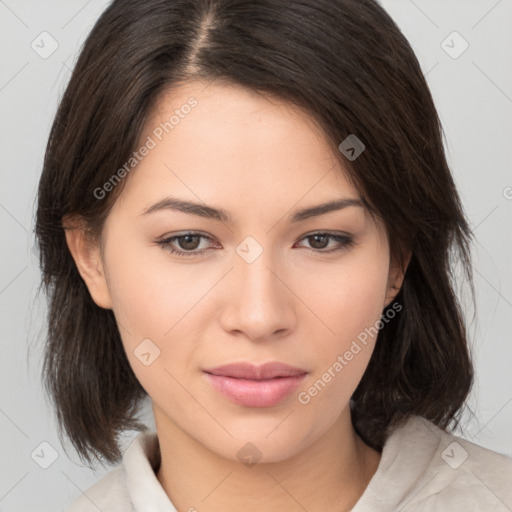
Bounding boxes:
203 362 308 407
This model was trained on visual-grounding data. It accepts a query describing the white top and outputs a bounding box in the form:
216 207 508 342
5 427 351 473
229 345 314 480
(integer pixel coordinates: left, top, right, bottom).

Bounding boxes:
62 415 512 511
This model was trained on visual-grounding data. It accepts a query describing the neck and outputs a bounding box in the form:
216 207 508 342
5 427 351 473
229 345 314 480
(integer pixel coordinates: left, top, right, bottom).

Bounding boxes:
154 407 381 512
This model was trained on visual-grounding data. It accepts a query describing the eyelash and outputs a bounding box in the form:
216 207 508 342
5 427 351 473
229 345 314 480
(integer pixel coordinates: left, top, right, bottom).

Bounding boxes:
155 231 355 258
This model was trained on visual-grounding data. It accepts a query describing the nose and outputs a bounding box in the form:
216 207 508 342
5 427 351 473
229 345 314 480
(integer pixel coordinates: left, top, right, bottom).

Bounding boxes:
219 246 297 342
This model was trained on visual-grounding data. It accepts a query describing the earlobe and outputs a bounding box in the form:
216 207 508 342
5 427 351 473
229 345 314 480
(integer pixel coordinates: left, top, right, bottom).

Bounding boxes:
63 215 113 310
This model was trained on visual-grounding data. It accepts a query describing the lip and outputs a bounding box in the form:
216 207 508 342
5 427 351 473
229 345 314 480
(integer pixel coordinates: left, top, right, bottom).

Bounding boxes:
204 362 308 379
203 362 308 408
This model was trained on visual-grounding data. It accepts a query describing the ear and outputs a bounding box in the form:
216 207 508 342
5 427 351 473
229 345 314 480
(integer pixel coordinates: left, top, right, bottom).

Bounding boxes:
63 214 113 310
384 250 411 308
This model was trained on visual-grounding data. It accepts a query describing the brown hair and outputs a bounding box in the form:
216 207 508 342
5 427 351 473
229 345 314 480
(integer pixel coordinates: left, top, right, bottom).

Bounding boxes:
35 0 475 466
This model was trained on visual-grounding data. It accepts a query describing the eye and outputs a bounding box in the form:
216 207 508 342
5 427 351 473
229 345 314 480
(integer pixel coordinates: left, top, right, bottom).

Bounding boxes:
155 231 356 258
294 232 355 253
156 232 216 258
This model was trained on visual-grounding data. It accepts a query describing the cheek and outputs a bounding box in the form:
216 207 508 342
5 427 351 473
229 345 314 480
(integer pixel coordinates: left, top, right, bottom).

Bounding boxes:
101 233 183 361
305 250 389 349
296 245 389 405
102 241 197 398
102 237 212 374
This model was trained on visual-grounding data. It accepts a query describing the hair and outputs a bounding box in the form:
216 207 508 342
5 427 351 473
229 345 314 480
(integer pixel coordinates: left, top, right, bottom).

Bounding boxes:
35 0 475 466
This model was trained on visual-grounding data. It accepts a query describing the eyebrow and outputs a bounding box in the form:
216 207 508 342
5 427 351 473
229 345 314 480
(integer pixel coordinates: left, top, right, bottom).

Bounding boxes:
140 196 364 223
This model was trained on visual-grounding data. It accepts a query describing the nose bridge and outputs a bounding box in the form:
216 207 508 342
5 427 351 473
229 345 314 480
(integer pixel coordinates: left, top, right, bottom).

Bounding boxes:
235 235 284 306
221 235 294 339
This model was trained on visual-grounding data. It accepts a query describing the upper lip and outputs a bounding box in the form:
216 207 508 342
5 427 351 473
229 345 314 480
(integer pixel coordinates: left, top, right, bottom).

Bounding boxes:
204 362 308 379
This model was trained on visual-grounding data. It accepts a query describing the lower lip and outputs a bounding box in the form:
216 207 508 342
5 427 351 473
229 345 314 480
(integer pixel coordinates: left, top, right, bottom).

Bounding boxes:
204 372 307 407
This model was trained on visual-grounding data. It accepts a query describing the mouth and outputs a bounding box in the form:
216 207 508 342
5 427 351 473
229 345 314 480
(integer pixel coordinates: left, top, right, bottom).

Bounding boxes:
203 362 308 407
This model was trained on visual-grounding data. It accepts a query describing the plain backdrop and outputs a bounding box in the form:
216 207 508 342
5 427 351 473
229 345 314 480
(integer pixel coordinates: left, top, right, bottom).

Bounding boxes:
0 1 511 511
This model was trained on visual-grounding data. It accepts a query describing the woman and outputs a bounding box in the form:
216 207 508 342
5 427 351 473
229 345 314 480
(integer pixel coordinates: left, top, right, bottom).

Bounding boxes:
35 0 512 510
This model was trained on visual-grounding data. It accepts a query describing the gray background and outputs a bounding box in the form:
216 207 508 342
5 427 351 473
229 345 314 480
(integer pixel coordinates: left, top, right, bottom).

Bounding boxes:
1 1 511 510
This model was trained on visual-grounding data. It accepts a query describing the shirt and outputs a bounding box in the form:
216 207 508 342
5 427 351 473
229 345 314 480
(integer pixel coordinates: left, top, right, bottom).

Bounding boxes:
62 415 512 511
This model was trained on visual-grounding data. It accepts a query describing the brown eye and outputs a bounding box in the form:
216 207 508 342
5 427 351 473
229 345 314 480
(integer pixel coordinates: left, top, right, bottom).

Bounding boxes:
156 232 215 257
307 234 330 249
176 234 202 251
296 232 355 253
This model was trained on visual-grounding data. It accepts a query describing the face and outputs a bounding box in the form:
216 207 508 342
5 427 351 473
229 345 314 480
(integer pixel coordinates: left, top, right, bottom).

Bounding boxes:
72 79 404 463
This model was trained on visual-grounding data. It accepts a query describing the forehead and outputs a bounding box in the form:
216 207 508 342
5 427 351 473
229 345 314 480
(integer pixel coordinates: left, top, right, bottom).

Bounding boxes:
112 79 367 225
146 79 338 165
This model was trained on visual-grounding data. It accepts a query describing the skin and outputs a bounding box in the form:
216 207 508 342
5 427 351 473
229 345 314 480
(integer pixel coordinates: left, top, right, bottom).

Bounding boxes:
65 79 410 512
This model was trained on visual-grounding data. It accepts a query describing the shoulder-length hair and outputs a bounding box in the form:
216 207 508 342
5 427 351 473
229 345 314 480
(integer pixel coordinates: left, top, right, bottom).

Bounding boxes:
35 0 475 466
